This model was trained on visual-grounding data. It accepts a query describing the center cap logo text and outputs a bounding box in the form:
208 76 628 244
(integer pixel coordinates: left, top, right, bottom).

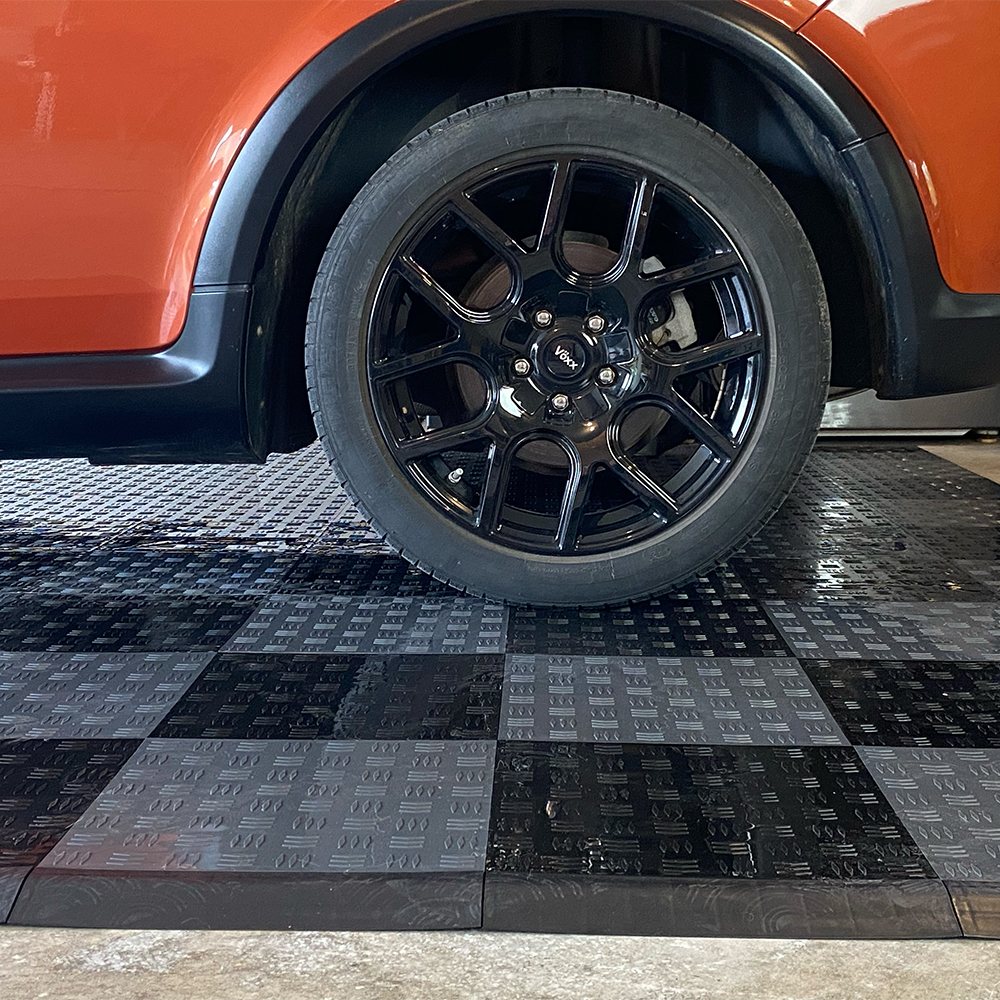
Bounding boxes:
553 345 580 370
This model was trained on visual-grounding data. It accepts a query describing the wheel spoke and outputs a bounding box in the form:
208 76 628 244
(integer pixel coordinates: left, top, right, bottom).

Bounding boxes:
663 390 738 461
555 451 592 552
620 177 656 274
476 438 514 534
606 453 679 522
666 333 764 376
537 159 574 253
396 417 492 461
370 340 476 383
647 250 741 291
452 195 524 259
395 256 465 322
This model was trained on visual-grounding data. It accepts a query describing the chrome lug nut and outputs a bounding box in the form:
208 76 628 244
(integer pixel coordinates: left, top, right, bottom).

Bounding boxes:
585 313 606 334
534 308 554 328
597 367 616 385
550 393 571 413
513 358 531 377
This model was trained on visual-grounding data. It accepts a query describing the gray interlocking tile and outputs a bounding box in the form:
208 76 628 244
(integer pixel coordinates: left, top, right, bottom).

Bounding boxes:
0 549 297 598
859 747 1000 881
0 652 213 739
765 602 1000 660
0 443 359 549
500 655 847 746
43 738 496 874
223 595 507 655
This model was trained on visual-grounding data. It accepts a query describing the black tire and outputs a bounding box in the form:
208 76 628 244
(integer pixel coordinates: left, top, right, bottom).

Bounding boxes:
306 88 830 606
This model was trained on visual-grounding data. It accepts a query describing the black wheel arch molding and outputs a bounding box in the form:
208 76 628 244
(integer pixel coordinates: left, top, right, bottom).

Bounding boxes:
1 0 997 463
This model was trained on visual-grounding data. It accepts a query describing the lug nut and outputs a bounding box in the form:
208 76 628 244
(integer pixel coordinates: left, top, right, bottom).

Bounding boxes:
534 309 554 328
550 393 571 413
513 358 531 377
586 314 606 334
597 367 616 385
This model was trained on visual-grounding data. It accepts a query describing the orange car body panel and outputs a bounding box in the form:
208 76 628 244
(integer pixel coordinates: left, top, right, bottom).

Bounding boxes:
802 0 1000 295
0 0 396 357
749 0 825 31
0 0 994 359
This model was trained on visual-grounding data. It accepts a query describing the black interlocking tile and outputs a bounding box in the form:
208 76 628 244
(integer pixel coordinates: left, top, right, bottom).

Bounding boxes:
917 528 1000 562
283 553 452 597
729 555 994 603
487 742 934 879
0 597 257 653
153 653 504 740
507 601 792 658
736 526 936 561
803 659 1000 747
0 739 139 866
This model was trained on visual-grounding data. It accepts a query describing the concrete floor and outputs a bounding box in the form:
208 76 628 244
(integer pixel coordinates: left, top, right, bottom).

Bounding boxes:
5 438 1000 1000
922 440 1000 484
1 928 1000 1000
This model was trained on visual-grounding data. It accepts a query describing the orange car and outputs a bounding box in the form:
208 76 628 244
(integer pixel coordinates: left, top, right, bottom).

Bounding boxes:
1 0 998 605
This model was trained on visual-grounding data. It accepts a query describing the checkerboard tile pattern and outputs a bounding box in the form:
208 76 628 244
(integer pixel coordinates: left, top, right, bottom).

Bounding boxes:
0 443 998 936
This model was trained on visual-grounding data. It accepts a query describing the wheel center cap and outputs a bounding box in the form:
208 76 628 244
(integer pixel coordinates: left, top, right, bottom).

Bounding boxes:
543 337 588 381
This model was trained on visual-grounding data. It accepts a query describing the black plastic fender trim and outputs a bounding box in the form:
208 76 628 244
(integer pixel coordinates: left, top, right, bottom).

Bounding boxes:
0 287 256 464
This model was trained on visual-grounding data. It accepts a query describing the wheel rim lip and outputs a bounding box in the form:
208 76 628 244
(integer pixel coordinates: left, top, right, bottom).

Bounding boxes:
365 148 768 558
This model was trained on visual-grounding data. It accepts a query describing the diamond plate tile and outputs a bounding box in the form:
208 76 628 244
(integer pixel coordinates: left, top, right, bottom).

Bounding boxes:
501 655 847 746
0 549 297 598
508 601 791 658
765 602 1000 660
487 743 934 879
0 443 351 548
224 595 507 655
0 739 139 866
282 554 453 597
958 561 1000 594
859 747 1000 881
729 555 993 602
0 597 256 653
0 652 214 739
153 653 503 741
43 738 496 874
803 659 1000 748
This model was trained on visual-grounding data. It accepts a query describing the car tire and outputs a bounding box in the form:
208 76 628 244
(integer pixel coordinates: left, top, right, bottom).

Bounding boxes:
305 88 830 606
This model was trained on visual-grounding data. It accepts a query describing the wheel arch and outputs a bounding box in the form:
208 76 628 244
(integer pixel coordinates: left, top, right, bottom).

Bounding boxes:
206 0 985 457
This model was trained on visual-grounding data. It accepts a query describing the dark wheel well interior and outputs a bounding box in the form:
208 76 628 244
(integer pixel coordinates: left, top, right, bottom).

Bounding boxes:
247 13 881 455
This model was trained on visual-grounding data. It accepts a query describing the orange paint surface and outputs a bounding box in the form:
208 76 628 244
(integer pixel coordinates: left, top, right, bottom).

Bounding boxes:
744 0 825 32
0 0 394 356
802 0 1000 293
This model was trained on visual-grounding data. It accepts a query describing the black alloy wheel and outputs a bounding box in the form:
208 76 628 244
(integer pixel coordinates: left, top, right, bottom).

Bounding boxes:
307 89 830 605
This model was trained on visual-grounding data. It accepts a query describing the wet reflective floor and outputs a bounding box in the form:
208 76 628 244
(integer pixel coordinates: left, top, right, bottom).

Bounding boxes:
0 441 998 937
